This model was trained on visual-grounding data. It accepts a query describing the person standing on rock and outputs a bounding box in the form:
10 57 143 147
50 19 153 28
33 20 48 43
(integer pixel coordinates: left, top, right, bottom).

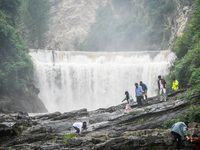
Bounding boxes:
72 122 87 135
171 121 189 150
135 83 143 108
122 91 134 113
158 75 167 101
172 78 179 91
140 81 148 100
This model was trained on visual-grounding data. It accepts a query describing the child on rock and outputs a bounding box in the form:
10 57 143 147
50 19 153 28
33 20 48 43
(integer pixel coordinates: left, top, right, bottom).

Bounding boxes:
122 91 134 113
186 133 200 150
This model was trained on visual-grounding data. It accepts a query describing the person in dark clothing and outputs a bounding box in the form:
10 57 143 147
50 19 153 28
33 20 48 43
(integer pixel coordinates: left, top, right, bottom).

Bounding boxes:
140 81 148 100
171 121 189 150
186 133 200 150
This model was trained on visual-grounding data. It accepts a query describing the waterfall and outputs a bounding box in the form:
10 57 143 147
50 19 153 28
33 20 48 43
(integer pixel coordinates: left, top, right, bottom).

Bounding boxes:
29 50 176 113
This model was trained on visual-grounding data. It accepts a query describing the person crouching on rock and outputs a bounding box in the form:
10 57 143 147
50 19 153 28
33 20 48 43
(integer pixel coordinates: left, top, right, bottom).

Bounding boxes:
122 91 133 113
171 121 189 150
72 122 87 135
186 133 200 150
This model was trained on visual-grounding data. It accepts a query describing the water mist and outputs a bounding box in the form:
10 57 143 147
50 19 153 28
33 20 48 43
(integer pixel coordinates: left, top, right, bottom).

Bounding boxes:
29 50 175 113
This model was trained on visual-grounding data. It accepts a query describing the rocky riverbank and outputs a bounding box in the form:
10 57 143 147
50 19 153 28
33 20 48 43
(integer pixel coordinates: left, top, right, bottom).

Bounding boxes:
0 88 47 113
0 89 199 150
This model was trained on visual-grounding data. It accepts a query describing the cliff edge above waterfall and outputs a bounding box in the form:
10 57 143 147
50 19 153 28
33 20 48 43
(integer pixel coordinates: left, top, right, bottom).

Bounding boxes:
1 89 200 150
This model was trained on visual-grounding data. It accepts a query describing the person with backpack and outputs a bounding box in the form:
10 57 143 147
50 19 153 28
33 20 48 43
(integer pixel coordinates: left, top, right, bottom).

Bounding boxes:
158 75 167 101
72 121 87 135
172 78 179 91
140 81 148 100
122 91 134 113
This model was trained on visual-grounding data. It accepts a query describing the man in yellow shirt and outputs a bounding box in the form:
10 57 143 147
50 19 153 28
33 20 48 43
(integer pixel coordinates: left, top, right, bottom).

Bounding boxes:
172 78 179 91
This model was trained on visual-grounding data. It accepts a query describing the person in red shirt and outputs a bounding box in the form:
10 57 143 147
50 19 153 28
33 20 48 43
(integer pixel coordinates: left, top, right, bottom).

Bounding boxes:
186 133 200 150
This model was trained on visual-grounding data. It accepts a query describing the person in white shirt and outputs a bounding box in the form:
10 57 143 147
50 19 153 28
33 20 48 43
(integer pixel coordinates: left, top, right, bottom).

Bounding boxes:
72 122 87 134
158 75 167 101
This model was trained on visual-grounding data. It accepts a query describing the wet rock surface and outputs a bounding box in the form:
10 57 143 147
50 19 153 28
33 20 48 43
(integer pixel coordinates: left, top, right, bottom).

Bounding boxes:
0 94 48 113
0 90 199 150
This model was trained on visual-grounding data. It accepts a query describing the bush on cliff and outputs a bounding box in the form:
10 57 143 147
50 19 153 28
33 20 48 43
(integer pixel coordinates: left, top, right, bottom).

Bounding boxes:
162 105 200 129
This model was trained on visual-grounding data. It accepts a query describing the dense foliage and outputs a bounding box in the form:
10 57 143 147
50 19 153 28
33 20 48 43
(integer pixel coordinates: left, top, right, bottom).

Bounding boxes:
160 0 200 128
20 0 50 48
79 0 175 51
162 105 200 129
166 0 200 93
0 0 33 95
0 0 51 96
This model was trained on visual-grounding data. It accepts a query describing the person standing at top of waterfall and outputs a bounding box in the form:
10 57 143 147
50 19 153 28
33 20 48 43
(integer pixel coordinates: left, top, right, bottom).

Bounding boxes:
158 75 167 101
135 83 143 108
172 78 179 91
140 81 148 100
122 91 134 113
72 122 87 135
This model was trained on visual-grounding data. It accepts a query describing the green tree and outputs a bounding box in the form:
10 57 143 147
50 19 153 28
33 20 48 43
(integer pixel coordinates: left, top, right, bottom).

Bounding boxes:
0 0 21 25
0 1 33 95
189 67 200 93
168 0 200 90
22 0 50 48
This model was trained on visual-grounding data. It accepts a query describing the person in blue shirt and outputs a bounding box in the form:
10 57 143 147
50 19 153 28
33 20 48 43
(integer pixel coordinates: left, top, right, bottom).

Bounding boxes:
140 81 148 100
135 83 143 108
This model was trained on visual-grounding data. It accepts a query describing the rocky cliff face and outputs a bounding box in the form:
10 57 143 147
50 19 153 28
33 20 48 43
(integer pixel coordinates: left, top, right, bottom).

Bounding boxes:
0 86 47 113
43 0 194 51
43 0 106 50
169 0 195 47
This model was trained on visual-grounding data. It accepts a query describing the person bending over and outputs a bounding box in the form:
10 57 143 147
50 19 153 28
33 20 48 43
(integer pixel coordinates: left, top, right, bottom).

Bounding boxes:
171 121 189 150
72 121 87 135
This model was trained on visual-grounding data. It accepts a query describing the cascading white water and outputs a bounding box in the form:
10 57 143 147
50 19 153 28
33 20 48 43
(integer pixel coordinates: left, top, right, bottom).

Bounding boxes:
29 50 176 113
